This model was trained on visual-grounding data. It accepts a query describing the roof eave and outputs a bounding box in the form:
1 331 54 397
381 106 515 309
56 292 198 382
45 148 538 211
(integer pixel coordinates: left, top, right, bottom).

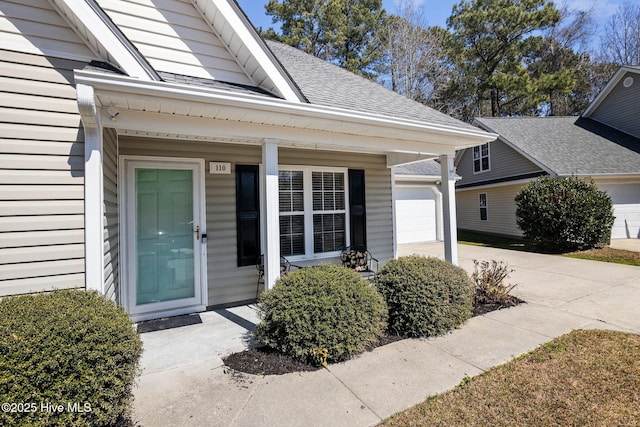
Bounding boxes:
76 70 497 154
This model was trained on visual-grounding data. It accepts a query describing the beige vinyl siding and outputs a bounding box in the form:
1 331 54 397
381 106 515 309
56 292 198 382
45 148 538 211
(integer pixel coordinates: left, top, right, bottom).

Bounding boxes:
0 50 86 296
0 0 97 61
97 0 253 85
457 184 526 237
456 140 544 187
119 137 393 306
590 71 640 139
103 128 119 302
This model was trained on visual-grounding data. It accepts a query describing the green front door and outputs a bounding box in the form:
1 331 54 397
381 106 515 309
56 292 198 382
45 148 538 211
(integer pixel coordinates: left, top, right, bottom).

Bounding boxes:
136 168 195 304
124 159 206 320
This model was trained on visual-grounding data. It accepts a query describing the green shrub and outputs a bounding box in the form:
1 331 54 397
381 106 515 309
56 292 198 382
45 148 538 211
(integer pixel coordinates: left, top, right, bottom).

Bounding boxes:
472 260 517 305
375 256 473 338
0 289 142 427
254 264 388 365
515 176 615 251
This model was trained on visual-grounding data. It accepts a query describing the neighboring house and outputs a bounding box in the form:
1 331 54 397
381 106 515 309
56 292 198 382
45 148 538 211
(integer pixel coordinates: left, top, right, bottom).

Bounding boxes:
455 66 640 240
0 0 495 321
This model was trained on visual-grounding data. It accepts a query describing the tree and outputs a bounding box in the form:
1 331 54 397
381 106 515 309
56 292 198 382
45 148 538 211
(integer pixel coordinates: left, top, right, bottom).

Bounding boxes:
264 0 386 77
446 0 561 117
380 1 450 103
525 5 597 116
600 1 640 65
515 176 615 252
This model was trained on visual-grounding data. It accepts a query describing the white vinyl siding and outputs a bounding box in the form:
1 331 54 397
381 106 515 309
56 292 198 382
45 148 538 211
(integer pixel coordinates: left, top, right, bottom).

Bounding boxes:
457 184 525 237
457 141 544 187
119 137 393 306
0 0 98 61
0 50 86 296
96 0 254 85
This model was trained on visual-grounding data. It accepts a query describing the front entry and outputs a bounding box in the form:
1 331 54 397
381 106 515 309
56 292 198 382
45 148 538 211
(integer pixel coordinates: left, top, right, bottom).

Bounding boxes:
122 157 207 321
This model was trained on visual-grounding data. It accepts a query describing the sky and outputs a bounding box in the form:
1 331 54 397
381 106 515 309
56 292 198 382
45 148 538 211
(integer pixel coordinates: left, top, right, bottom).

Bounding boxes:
235 0 626 49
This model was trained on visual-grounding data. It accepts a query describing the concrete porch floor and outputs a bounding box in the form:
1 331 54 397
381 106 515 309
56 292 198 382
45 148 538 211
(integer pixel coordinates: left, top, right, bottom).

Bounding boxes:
133 242 640 426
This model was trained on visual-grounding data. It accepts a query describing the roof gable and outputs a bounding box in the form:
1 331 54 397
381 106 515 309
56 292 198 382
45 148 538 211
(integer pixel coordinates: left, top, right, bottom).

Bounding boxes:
474 116 640 176
583 67 640 138
44 0 301 98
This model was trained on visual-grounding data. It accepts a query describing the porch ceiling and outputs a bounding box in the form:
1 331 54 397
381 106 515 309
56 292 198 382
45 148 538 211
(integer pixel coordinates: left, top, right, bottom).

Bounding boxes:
76 70 497 157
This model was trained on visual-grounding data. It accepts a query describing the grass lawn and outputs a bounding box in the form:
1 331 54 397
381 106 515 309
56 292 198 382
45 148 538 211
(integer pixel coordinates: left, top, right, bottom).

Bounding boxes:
563 247 640 267
382 329 640 427
458 230 640 267
457 230 529 251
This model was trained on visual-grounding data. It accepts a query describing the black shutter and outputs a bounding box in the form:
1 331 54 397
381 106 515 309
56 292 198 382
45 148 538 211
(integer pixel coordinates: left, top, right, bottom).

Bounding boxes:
348 169 366 248
236 165 260 266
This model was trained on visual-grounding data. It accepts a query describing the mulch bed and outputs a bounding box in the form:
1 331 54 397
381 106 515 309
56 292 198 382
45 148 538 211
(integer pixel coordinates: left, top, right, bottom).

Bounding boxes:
472 295 524 316
223 298 524 376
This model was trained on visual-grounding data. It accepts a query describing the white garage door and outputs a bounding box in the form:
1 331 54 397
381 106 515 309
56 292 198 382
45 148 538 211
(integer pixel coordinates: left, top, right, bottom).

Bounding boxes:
599 183 640 239
395 186 437 244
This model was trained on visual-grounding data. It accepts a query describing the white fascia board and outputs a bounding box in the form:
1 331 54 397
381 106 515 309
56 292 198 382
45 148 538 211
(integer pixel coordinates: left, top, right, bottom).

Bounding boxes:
102 109 459 155
194 0 304 102
395 174 461 182
583 66 640 117
75 70 497 151
52 0 158 80
472 119 556 175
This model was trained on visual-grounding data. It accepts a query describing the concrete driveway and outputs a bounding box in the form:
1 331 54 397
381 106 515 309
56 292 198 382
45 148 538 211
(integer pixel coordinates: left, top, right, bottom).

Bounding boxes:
133 242 639 427
610 238 640 252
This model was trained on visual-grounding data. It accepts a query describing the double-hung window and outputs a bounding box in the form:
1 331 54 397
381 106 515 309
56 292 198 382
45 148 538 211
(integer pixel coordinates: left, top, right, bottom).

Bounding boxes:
279 167 348 258
473 143 490 173
479 193 488 221
279 170 305 256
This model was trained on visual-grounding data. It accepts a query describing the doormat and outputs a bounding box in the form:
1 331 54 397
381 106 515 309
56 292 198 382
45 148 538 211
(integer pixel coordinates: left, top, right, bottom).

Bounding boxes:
137 313 203 333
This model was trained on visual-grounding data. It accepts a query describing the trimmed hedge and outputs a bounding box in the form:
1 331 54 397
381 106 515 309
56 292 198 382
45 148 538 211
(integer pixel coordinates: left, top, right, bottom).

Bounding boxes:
515 176 615 251
255 265 388 365
0 290 142 427
375 256 473 338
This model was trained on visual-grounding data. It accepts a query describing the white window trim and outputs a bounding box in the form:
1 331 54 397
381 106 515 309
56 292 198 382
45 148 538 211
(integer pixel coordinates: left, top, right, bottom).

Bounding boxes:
279 165 350 261
473 143 491 174
479 192 488 221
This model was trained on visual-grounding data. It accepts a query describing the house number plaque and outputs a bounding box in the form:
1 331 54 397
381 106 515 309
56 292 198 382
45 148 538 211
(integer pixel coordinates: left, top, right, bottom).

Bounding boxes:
210 162 231 174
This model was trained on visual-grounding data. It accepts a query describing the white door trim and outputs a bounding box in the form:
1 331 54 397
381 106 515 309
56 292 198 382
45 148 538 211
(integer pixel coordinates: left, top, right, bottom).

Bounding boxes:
119 156 207 322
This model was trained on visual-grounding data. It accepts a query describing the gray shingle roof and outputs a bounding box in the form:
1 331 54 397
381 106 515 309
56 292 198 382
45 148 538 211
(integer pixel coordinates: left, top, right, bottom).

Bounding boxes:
266 40 476 130
474 116 640 175
159 71 278 98
395 159 442 176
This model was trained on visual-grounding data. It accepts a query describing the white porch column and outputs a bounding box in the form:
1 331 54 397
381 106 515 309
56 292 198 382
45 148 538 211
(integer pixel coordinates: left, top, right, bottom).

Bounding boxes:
262 139 281 289
77 84 104 292
440 154 458 265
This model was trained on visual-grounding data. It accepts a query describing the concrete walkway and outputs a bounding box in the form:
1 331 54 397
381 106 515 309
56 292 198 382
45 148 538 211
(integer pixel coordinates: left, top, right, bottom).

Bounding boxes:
133 243 640 427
